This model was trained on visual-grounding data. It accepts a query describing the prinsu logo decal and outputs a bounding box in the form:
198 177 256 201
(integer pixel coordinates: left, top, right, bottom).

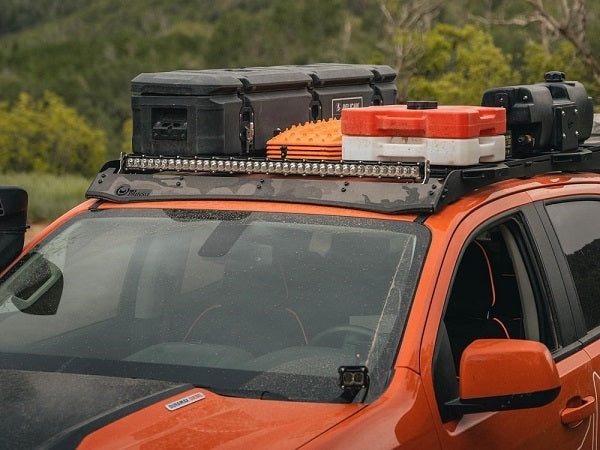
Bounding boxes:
115 184 151 197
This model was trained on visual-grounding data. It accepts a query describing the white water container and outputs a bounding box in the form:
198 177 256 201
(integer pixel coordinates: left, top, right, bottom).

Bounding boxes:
342 135 506 166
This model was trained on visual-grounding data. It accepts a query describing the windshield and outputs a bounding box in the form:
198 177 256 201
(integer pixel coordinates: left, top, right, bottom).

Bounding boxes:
0 208 428 403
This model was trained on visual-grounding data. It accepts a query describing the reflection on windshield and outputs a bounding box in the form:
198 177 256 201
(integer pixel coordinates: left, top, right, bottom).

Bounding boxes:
0 209 428 403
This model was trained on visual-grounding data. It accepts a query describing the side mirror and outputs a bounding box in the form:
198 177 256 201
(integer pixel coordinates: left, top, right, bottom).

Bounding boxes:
0 186 28 273
446 339 560 414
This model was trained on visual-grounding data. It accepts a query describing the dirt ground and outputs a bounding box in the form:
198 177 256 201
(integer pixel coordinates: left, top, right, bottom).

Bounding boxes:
24 223 50 246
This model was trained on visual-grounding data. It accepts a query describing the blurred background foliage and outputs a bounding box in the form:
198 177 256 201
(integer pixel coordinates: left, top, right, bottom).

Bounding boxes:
0 0 599 221
0 91 105 176
2 171 92 222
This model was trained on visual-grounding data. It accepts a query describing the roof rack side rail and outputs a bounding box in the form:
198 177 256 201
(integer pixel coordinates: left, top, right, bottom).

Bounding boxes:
435 146 600 211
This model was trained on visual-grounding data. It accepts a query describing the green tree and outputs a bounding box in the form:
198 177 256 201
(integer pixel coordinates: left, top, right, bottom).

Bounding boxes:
455 0 600 88
520 40 599 101
522 40 586 81
521 0 600 86
370 0 442 101
263 0 347 64
205 0 347 67
204 9 265 67
408 24 517 105
0 91 106 176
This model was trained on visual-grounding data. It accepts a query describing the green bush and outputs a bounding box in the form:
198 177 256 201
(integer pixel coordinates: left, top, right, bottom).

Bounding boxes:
0 172 91 222
0 91 106 177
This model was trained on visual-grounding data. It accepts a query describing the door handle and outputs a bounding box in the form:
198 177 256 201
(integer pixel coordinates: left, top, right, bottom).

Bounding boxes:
561 396 596 427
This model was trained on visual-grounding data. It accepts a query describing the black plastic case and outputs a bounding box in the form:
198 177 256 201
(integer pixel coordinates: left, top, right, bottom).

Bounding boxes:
132 71 243 157
481 71 593 156
131 64 397 156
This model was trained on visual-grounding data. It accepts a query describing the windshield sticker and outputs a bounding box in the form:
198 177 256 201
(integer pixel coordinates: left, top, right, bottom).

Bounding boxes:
165 392 206 411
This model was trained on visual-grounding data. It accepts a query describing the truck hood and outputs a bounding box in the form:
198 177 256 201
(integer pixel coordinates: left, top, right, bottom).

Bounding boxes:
1 369 365 449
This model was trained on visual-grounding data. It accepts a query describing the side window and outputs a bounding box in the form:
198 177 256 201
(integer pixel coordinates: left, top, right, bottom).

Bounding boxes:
444 221 552 366
546 200 600 331
434 217 556 421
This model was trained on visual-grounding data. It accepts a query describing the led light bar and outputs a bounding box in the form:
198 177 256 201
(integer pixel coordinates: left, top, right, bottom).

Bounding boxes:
120 154 427 181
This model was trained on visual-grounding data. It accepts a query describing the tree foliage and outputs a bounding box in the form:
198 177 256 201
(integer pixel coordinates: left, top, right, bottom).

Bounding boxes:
408 24 517 105
205 0 348 67
0 92 106 176
521 40 597 97
372 0 442 101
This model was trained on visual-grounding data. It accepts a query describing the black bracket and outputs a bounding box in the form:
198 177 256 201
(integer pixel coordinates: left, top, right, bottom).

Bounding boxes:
338 365 369 399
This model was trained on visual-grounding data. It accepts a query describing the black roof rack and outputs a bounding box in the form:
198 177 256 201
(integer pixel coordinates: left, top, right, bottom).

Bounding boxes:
85 146 600 215
436 145 600 209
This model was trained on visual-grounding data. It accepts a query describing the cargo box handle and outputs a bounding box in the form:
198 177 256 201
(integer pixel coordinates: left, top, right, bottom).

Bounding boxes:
377 115 426 135
239 105 255 153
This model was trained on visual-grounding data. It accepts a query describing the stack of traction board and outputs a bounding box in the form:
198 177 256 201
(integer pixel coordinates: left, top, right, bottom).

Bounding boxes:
266 119 343 160
267 103 508 166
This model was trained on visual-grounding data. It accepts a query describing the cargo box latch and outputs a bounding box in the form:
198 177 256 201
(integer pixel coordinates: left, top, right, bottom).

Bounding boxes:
240 105 255 153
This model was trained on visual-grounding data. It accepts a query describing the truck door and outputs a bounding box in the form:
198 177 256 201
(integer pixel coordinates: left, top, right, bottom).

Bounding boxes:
544 198 600 449
422 205 595 449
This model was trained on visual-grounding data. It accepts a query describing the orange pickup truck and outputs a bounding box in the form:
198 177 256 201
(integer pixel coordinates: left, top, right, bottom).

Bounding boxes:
1 66 599 449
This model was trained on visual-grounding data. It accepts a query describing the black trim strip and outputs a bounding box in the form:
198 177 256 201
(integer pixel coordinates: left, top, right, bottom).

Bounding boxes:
579 330 600 347
552 340 583 362
534 200 590 341
445 386 561 414
88 199 104 212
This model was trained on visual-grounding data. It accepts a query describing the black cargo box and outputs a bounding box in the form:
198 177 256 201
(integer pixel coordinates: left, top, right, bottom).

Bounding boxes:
131 64 397 157
281 63 397 120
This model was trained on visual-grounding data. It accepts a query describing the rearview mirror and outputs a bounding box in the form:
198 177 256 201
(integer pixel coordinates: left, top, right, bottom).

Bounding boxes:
446 339 560 414
0 252 63 315
0 186 28 273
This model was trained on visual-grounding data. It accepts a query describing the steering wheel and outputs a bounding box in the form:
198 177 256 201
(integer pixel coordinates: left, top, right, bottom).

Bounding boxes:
310 325 374 347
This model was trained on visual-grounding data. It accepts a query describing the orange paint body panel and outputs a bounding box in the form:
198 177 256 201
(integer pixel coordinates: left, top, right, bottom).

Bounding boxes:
301 368 440 449
79 369 440 449
78 388 364 449
341 105 506 138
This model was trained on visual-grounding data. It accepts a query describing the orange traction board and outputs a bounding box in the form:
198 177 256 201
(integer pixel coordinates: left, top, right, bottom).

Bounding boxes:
341 105 506 139
266 119 342 160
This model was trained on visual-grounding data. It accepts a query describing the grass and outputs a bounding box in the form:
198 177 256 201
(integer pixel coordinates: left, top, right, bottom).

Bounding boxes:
1 172 92 222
